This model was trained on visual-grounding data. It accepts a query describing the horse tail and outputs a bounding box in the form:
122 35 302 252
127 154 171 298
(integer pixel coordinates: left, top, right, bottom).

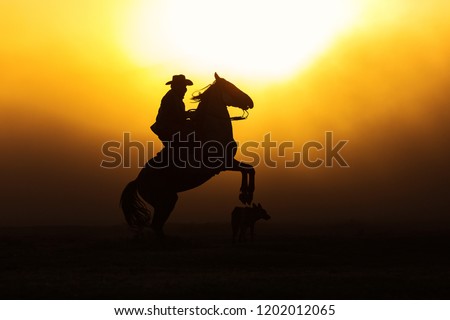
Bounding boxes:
120 180 152 230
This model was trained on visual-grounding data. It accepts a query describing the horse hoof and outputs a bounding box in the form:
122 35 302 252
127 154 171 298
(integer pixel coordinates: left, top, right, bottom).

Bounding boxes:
239 192 246 204
239 192 253 205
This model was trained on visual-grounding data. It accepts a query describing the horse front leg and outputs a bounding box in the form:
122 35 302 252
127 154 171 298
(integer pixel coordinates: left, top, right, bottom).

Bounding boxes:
239 170 249 204
248 165 255 196
231 159 255 205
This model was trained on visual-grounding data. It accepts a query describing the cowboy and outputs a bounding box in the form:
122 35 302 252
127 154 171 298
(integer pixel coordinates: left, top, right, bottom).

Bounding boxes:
151 74 194 147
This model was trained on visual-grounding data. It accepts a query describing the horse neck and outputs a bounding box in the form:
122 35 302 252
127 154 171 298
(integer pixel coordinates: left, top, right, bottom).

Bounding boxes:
196 98 234 144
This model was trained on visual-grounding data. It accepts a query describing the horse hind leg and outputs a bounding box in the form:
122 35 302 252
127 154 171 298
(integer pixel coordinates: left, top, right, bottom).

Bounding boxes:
149 192 178 237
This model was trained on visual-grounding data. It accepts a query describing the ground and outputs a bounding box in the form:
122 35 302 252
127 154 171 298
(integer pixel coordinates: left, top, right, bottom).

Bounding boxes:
1 223 449 299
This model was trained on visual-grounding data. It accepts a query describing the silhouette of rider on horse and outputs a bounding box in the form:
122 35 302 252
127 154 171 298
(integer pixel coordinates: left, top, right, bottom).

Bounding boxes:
121 73 255 236
150 74 194 148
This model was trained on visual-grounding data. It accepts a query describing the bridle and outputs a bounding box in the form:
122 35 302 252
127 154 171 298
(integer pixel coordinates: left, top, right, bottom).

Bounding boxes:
187 108 249 121
189 81 250 121
230 109 249 121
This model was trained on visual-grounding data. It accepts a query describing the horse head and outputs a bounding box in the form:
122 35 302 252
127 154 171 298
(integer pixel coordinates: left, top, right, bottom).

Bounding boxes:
213 72 254 111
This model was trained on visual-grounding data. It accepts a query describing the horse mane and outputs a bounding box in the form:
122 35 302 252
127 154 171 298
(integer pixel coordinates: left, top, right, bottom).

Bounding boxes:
191 81 217 103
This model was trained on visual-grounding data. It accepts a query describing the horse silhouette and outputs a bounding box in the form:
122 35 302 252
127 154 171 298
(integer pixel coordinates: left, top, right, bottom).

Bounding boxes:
120 73 255 237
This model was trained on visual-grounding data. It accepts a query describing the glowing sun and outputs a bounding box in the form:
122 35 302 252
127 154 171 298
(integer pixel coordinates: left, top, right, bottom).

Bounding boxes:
121 0 360 80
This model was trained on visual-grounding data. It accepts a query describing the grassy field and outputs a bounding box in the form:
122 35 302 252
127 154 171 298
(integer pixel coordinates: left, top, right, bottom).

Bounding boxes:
1 223 449 299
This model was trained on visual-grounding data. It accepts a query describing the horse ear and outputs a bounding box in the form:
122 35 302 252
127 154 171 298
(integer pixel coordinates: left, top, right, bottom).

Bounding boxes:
214 72 221 80
258 203 262 208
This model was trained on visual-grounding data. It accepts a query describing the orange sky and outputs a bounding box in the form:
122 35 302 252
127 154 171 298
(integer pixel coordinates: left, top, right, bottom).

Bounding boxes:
1 0 449 228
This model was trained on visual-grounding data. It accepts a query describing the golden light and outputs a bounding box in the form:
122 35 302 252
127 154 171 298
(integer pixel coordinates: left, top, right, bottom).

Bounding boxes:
120 0 362 82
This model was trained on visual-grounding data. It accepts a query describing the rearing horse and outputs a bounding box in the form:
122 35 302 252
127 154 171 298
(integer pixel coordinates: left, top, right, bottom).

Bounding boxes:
120 73 255 236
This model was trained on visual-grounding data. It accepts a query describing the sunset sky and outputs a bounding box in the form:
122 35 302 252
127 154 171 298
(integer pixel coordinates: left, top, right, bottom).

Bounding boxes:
1 0 449 228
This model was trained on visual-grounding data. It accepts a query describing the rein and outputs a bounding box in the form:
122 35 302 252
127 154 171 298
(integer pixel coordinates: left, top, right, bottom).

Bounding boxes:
189 80 250 121
187 108 249 121
230 109 249 121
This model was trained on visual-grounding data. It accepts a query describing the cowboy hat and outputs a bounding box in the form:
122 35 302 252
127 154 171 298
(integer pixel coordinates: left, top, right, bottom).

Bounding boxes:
165 74 193 86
